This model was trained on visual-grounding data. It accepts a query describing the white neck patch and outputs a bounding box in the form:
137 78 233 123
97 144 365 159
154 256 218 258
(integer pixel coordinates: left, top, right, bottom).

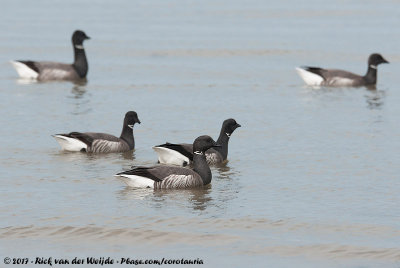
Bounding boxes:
226 133 231 138
194 151 203 155
369 65 377 69
75 45 84 49
128 125 134 129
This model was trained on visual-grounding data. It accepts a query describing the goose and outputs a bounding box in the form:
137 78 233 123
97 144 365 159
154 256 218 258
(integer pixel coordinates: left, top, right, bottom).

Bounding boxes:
152 118 241 166
115 135 220 189
296 53 389 87
10 30 90 82
53 111 140 153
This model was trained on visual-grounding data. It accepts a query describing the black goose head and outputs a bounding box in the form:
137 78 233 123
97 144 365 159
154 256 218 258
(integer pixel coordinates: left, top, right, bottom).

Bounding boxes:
124 111 141 130
222 118 241 137
193 135 221 153
72 30 90 46
368 53 389 67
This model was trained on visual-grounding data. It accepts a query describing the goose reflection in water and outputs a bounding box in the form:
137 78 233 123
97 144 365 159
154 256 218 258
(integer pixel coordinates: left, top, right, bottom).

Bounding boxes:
71 84 87 99
70 84 92 115
365 89 385 110
154 187 213 211
117 185 213 211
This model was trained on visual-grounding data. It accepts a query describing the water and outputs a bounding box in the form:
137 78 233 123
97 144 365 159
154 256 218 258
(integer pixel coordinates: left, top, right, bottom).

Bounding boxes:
1 0 400 267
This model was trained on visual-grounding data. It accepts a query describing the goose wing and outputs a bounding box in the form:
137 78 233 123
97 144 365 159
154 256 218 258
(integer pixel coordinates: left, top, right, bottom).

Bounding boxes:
33 61 73 71
300 67 363 86
121 165 194 180
117 165 203 189
37 62 78 80
15 60 40 73
83 132 121 142
56 132 121 145
16 61 78 80
155 142 194 161
83 132 128 153
300 67 326 78
304 67 361 81
56 132 128 153
57 132 94 146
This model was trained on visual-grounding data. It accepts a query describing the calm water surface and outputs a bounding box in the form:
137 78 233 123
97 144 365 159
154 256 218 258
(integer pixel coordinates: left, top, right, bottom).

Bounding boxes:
1 0 400 267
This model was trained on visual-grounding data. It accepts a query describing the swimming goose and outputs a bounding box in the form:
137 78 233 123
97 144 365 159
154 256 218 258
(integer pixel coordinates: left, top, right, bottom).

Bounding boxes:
296 53 389 87
53 111 140 153
153 119 241 166
10 30 90 81
115 135 220 189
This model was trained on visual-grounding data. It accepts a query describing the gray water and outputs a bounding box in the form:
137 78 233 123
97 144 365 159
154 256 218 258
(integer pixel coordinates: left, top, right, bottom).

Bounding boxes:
1 0 400 267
